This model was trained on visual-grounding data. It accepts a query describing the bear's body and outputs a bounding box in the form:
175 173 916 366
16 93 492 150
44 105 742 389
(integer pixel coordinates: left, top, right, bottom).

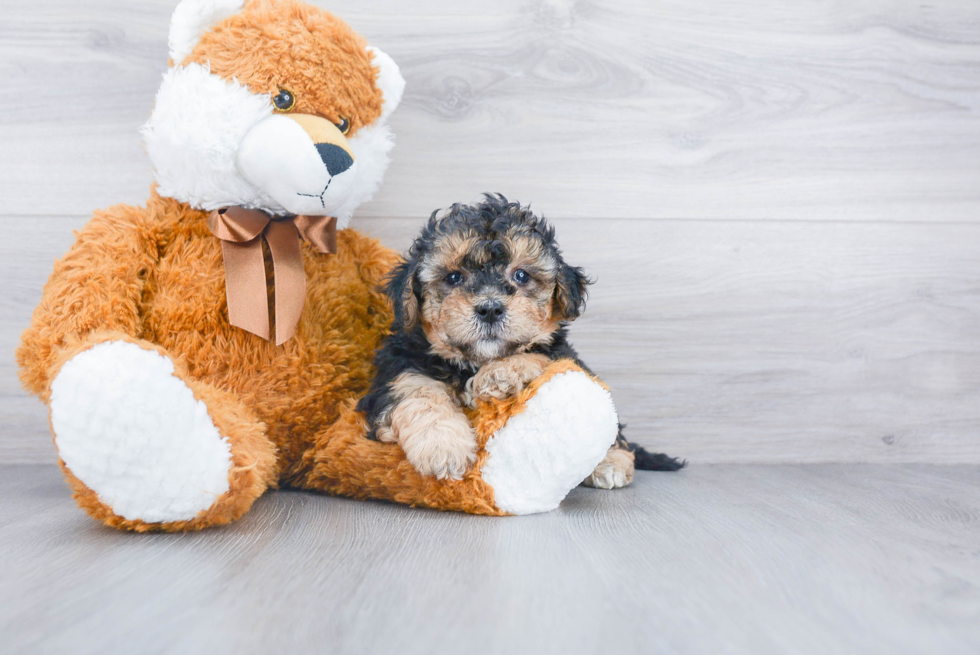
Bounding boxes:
20 191 395 477
16 0 622 531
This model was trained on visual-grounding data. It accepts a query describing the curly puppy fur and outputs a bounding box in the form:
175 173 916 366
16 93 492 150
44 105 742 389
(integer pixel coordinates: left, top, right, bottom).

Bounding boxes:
357 195 685 483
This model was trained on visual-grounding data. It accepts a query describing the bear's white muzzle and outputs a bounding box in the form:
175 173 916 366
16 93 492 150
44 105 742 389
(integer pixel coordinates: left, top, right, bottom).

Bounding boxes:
237 113 358 216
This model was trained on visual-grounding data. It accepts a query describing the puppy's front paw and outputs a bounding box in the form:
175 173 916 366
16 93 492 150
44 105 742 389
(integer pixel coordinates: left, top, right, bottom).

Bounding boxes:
582 447 635 489
386 395 476 479
401 414 478 480
468 353 551 403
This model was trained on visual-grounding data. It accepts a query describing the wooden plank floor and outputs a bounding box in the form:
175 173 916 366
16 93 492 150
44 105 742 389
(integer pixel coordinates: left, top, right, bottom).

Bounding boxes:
1 464 978 654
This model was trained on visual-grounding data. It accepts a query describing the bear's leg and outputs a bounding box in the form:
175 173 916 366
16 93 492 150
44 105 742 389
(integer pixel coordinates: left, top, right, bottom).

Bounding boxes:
294 401 504 515
296 361 615 515
49 333 277 531
474 360 619 514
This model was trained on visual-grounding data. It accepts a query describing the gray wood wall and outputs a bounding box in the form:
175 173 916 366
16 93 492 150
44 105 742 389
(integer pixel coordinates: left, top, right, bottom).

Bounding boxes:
2 0 979 464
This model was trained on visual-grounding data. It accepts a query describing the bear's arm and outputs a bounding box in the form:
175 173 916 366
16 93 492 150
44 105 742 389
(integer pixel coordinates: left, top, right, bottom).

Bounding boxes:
17 203 161 400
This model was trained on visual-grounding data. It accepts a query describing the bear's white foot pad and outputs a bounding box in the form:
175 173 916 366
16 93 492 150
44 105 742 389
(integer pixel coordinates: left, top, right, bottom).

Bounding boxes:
50 340 232 523
481 371 619 514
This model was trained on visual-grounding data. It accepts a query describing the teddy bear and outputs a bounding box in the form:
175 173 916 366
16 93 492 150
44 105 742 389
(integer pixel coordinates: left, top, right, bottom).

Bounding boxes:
16 0 621 531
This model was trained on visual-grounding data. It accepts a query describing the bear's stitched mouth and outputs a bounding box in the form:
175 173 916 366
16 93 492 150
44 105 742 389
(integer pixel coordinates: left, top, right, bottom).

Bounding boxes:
297 178 332 208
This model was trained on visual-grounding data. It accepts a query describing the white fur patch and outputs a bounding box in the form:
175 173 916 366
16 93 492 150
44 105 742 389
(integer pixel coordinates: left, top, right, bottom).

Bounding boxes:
481 371 619 515
169 0 244 65
49 341 232 524
142 62 283 213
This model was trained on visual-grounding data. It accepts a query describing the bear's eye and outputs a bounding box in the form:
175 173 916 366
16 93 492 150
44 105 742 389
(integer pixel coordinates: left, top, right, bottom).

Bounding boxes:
445 271 463 286
513 269 531 285
272 88 296 112
335 117 351 135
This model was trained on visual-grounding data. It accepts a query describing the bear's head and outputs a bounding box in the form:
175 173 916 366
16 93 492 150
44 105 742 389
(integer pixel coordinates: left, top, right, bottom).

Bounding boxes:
142 0 405 227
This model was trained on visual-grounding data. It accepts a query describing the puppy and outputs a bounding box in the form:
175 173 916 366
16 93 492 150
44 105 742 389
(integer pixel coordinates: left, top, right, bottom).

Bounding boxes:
357 195 685 485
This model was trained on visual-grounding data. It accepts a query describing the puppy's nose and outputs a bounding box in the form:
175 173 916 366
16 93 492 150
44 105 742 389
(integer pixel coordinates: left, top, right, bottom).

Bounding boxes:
475 300 506 325
315 143 354 176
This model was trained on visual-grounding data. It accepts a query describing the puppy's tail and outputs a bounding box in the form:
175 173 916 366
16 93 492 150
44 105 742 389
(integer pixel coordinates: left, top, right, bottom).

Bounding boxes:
618 425 686 471
630 445 687 471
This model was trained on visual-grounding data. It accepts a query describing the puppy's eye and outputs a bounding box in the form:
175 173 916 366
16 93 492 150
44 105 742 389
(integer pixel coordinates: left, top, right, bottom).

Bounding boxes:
272 88 296 112
513 269 531 285
335 117 351 135
445 271 463 286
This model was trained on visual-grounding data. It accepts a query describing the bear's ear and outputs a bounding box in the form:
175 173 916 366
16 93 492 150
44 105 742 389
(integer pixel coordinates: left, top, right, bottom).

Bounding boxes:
367 46 405 122
169 0 246 66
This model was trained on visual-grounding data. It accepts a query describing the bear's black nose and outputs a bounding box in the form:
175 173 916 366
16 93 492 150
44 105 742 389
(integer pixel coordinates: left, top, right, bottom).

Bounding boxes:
475 300 506 325
315 143 354 177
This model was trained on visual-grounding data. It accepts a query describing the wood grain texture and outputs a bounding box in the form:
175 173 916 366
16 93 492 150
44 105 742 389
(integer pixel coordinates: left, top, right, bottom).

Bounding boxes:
4 216 979 464
1 0 979 219
1 463 978 654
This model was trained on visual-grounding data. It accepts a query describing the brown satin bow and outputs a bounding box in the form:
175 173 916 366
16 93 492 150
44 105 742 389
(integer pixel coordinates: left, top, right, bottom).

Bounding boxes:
208 207 337 345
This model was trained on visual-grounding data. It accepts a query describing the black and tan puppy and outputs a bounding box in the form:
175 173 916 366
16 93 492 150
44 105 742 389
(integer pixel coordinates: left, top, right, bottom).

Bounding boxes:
357 195 684 484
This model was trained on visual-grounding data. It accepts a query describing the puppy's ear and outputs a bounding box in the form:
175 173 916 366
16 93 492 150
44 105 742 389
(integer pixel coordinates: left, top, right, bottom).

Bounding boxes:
553 262 591 321
384 257 421 332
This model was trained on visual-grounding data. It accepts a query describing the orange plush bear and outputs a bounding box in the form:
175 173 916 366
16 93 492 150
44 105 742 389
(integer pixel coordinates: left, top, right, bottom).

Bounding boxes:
17 0 619 531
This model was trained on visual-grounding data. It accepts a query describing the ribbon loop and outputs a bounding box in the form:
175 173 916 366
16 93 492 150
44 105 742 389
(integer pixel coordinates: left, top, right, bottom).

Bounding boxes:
208 207 338 345
293 215 338 254
208 207 271 243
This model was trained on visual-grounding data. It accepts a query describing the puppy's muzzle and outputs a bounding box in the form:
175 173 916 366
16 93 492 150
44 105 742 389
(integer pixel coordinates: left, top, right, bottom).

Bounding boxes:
475 300 506 326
